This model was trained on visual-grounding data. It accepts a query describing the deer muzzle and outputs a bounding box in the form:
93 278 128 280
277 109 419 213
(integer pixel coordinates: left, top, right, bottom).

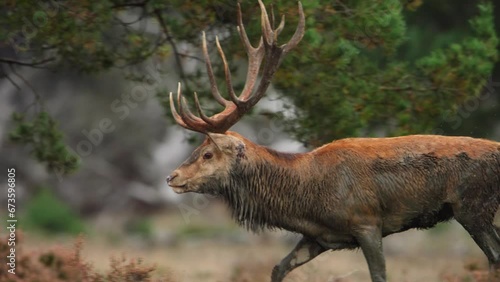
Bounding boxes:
166 171 187 193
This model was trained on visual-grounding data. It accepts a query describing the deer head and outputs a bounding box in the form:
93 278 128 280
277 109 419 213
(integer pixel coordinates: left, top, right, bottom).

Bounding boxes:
167 0 305 194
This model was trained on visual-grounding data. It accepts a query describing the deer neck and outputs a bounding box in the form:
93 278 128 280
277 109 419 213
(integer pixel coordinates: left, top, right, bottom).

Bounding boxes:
220 146 312 232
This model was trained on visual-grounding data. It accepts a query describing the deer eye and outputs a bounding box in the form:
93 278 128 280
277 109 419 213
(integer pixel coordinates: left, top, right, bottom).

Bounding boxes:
203 152 213 160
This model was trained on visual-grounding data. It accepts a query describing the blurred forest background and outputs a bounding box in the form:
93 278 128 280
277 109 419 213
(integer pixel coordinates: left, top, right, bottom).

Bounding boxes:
1 0 500 281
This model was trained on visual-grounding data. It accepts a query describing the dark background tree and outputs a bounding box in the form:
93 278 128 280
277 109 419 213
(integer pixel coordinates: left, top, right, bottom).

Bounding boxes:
1 0 499 207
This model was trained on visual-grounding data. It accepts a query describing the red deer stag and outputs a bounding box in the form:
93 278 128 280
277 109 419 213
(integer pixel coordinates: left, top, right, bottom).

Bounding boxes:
166 1 500 281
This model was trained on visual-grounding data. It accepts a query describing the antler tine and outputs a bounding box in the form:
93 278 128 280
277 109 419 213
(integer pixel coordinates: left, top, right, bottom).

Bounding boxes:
236 3 262 53
236 2 265 101
215 36 241 106
193 92 215 125
202 32 230 107
268 6 285 38
170 84 204 133
282 2 305 54
258 0 274 46
169 91 191 131
242 0 290 107
175 83 207 133
181 96 203 124
275 15 285 37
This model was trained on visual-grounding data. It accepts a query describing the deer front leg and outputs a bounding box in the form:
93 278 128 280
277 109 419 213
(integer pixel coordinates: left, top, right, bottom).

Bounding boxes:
271 236 327 282
353 225 386 282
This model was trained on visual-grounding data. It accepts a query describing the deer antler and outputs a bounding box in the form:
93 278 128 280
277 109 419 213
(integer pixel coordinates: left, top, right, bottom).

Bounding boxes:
170 0 305 133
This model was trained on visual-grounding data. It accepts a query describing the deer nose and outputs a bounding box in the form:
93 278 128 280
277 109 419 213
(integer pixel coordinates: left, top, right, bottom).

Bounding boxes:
166 172 178 183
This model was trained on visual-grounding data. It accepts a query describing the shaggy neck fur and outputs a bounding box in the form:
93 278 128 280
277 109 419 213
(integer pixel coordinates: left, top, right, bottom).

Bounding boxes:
218 148 313 232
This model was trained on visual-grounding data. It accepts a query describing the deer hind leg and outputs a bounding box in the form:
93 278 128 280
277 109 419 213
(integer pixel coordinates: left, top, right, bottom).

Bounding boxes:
271 236 327 282
453 168 500 275
463 224 500 276
454 208 500 275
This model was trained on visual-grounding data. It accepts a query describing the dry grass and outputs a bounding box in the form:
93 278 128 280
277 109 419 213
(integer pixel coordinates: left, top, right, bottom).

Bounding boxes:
0 231 175 282
8 207 500 282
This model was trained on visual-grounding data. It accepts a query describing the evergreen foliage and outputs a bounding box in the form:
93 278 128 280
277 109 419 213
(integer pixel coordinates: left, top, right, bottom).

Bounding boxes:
23 188 85 234
1 0 498 171
9 112 79 175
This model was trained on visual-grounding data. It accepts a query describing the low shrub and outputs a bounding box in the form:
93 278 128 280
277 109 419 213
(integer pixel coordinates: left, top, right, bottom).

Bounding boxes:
22 188 85 235
0 232 175 282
